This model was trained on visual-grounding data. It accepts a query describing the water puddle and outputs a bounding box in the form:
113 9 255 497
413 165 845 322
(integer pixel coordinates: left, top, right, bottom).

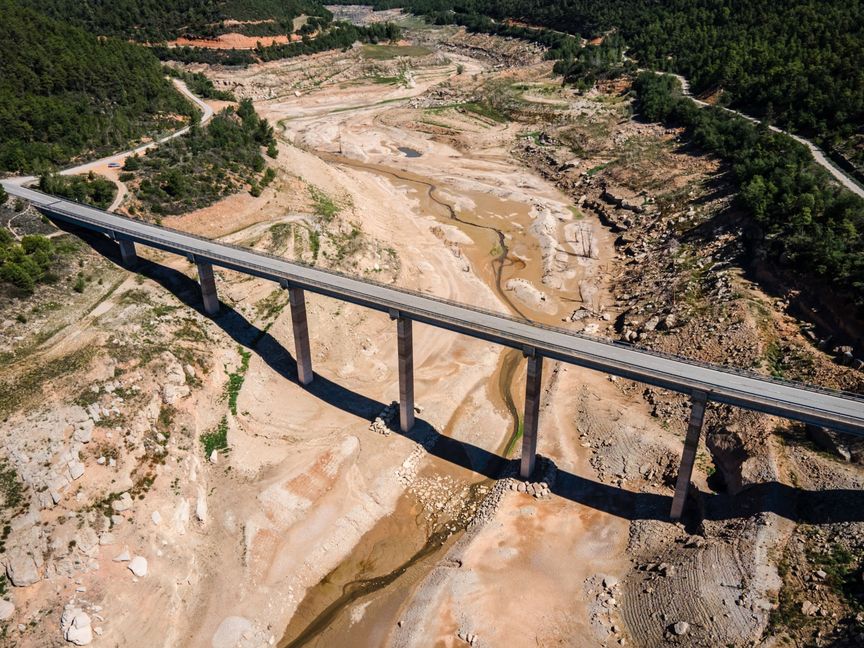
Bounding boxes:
397 146 422 158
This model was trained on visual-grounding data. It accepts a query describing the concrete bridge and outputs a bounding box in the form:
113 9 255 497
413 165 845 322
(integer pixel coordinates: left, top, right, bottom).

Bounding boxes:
5 183 864 520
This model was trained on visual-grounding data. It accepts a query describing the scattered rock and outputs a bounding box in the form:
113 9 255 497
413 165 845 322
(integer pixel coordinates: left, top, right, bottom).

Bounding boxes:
112 550 130 563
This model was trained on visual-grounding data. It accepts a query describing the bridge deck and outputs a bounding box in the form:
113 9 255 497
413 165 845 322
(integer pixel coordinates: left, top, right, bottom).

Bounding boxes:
5 183 863 435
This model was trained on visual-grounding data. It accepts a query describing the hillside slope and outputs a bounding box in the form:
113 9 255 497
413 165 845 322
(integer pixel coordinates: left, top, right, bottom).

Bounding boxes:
0 0 192 173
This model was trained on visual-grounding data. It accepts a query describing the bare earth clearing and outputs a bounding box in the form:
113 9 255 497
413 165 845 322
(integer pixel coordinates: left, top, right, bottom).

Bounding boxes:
1 20 863 648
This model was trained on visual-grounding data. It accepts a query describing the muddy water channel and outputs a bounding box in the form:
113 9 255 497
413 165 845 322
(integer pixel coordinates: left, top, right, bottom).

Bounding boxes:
279 153 587 647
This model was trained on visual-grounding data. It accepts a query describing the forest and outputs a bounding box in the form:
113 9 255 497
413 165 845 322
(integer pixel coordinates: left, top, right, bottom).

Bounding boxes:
633 73 864 311
18 0 331 41
344 0 863 170
122 99 277 217
0 1 193 173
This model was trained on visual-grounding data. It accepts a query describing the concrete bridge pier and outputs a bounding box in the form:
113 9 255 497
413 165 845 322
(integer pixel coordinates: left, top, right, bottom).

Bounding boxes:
286 284 314 386
117 238 137 267
670 390 709 520
195 261 220 316
390 310 415 433
520 349 544 479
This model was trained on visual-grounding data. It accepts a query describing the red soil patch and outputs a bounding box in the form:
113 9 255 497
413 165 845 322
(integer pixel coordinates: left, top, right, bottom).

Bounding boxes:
169 32 301 50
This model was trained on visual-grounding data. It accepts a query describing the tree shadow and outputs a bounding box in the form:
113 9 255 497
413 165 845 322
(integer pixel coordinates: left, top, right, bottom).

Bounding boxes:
56 219 864 527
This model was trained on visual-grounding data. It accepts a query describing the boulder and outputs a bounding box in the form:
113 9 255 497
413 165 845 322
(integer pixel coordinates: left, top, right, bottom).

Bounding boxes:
672 621 689 636
5 550 41 587
128 556 148 577
162 384 190 405
195 491 208 523
67 461 85 481
62 608 93 646
73 421 94 444
112 549 130 563
0 599 14 620
111 492 133 513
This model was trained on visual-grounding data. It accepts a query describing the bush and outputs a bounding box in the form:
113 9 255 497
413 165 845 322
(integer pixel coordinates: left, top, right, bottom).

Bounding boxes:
39 173 116 209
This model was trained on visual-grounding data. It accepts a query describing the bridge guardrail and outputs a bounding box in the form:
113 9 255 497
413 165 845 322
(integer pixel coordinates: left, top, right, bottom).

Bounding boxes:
40 199 864 408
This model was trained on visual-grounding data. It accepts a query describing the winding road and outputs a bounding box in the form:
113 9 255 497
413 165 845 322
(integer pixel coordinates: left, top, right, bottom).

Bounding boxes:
4 79 215 212
660 72 864 198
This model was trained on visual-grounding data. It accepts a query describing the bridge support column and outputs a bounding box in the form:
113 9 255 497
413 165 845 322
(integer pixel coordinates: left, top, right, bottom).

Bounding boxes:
670 390 709 521
391 311 414 433
287 285 314 386
117 239 137 268
520 350 544 479
196 261 220 316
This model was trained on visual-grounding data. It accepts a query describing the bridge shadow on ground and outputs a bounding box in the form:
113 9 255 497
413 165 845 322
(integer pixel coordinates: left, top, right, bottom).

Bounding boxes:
64 221 864 527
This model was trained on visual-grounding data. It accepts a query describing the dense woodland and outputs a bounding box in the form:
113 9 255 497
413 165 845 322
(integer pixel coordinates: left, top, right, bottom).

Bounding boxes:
348 0 864 167
19 0 331 41
123 99 277 217
0 1 193 173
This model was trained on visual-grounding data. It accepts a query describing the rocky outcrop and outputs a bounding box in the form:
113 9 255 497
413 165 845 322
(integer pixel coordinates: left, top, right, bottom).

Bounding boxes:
161 351 190 405
705 424 762 495
5 547 42 587
805 424 853 462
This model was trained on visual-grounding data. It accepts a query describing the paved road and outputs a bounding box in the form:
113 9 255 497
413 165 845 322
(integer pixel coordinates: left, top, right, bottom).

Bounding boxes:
657 72 864 199
3 183 863 435
4 79 215 211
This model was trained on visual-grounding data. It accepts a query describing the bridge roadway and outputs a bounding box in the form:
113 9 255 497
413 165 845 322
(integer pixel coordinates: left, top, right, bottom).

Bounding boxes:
5 183 864 518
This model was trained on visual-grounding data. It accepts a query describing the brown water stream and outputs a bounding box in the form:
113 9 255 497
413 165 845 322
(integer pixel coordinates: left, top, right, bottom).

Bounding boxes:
278 152 564 648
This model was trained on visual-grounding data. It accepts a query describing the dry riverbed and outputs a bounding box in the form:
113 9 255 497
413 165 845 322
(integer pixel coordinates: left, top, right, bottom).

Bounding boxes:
1 21 863 648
